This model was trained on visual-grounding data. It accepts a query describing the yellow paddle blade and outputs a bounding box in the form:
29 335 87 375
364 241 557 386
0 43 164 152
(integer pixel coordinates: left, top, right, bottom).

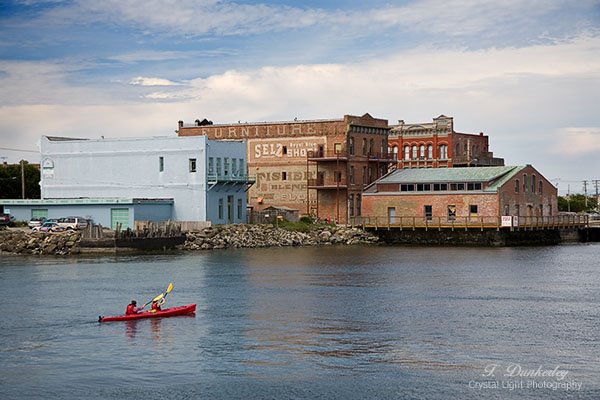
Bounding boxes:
152 293 164 302
166 283 174 294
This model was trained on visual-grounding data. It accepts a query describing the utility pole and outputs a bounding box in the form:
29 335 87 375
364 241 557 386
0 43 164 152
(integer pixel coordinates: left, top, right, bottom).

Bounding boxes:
593 179 600 211
21 159 25 199
583 180 588 210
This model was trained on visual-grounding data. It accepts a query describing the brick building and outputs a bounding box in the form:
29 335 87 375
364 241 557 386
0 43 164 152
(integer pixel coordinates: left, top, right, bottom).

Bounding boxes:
177 113 395 223
388 115 504 169
361 165 558 227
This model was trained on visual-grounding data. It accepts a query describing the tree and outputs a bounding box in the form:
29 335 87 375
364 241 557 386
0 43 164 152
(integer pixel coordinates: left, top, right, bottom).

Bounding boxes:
0 161 41 199
557 194 598 213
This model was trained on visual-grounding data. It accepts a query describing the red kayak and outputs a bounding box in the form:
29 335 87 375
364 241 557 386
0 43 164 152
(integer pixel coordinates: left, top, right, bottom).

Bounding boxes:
99 303 196 322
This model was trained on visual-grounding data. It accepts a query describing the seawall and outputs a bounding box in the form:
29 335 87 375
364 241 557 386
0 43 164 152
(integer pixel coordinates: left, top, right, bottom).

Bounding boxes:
0 224 380 256
371 227 589 246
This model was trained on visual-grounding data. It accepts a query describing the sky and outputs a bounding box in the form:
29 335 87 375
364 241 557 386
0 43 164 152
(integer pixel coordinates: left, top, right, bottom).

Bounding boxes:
0 0 599 195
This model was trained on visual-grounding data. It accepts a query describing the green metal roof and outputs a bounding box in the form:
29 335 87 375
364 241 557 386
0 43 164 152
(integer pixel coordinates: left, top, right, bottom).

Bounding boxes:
378 166 522 191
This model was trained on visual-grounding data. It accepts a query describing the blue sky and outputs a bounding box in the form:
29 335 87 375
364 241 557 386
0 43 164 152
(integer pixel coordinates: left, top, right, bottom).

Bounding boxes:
1 0 599 194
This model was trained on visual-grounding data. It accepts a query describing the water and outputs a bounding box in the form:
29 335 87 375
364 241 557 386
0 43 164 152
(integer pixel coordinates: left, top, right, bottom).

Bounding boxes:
1 244 599 399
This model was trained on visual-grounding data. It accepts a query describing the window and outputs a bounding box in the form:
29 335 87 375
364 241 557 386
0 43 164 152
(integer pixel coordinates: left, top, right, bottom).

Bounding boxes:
224 158 230 176
282 171 287 181
283 146 288 155
232 158 238 176
539 180 543 194
334 171 342 183
401 184 415 191
417 183 431 191
334 143 342 154
216 158 222 177
237 198 243 220
349 194 354 216
208 157 214 176
523 174 528 192
412 145 418 160
531 174 536 193
392 145 398 159
419 145 425 160
349 166 355 184
369 138 374 155
424 205 432 221
439 144 448 160
362 138 367 156
447 205 456 221
404 145 410 160
469 205 478 216
427 144 433 159
159 156 164 172
356 194 361 216
515 179 519 193
348 137 355 155
515 204 520 216
189 158 196 173
218 198 224 219
239 159 244 176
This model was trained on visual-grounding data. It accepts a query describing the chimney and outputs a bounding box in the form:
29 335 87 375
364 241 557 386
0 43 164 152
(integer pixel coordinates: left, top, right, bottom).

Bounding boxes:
178 120 183 129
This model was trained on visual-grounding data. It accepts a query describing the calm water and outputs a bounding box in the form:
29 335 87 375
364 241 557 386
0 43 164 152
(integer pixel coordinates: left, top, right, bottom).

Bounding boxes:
1 244 599 399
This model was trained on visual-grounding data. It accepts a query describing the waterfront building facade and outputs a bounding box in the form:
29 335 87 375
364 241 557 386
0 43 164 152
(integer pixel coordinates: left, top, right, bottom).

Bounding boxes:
178 113 396 224
361 165 558 227
388 115 504 169
17 135 252 228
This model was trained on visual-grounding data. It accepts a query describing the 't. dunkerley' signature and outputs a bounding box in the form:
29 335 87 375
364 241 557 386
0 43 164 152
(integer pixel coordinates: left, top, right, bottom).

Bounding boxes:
483 364 569 381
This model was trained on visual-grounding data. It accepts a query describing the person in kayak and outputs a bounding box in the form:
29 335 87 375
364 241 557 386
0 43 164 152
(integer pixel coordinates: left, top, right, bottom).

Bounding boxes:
125 300 144 315
151 297 166 312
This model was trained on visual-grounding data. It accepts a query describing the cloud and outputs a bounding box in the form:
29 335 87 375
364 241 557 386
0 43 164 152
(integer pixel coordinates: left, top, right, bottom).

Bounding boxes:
129 76 180 86
25 0 598 40
550 127 600 156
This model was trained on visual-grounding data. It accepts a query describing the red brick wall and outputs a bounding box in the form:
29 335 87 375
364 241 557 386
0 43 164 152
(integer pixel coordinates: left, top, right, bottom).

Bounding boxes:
497 165 558 216
361 192 499 219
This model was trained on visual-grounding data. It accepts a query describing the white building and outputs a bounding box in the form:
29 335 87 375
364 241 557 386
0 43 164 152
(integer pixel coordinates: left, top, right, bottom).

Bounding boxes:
4 135 252 228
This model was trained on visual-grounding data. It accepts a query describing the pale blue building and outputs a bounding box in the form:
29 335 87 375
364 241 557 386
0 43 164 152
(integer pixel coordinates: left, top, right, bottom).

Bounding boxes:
3 135 252 228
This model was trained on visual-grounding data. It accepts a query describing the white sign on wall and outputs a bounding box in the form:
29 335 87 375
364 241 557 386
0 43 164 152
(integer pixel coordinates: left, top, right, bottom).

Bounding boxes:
501 216 512 227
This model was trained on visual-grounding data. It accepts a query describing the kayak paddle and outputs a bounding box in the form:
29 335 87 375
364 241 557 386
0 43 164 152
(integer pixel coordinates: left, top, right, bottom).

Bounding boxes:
142 282 173 309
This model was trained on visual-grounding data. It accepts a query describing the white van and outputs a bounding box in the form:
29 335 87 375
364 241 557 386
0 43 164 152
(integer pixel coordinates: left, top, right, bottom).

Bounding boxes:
57 216 88 230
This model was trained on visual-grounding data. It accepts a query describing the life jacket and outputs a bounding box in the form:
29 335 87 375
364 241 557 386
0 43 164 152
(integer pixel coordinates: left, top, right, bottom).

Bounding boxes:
126 304 136 315
151 302 161 312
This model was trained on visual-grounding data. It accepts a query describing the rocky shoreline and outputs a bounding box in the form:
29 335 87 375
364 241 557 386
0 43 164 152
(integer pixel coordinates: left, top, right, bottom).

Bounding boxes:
0 224 380 256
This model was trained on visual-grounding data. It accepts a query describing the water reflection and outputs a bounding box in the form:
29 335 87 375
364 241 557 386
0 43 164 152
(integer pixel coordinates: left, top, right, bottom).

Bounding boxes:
125 320 137 339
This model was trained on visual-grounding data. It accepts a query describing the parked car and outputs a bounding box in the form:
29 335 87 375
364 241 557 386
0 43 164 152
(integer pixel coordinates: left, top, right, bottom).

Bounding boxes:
32 221 65 233
28 217 47 229
57 216 88 230
0 214 11 226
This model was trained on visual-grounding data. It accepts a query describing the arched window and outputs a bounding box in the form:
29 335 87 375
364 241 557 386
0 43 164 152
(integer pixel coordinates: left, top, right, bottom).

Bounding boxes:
439 145 448 159
427 144 433 159
539 180 543 194
531 174 536 193
523 174 528 192
412 145 418 160
392 145 398 160
419 145 425 160
404 145 410 160
515 179 520 193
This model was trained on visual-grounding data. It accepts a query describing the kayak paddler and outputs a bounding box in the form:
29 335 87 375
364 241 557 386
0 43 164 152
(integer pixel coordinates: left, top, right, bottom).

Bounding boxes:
125 300 144 315
151 297 166 312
